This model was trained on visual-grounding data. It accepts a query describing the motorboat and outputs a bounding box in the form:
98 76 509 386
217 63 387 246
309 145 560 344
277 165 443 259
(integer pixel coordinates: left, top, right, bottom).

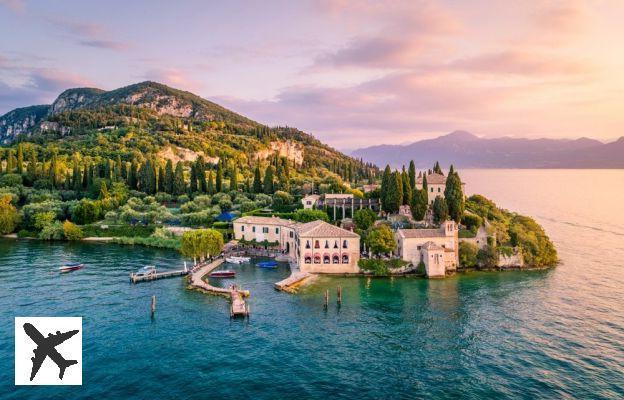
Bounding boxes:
59 262 84 273
209 270 236 278
256 261 278 269
134 265 156 277
225 256 251 264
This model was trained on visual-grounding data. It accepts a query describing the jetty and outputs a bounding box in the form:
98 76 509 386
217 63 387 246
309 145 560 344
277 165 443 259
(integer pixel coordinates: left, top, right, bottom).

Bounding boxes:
274 261 311 293
130 266 189 283
188 258 250 317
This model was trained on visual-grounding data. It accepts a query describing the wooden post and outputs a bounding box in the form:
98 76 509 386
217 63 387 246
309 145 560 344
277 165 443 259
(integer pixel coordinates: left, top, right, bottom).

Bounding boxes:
337 286 342 305
151 295 156 316
324 289 329 309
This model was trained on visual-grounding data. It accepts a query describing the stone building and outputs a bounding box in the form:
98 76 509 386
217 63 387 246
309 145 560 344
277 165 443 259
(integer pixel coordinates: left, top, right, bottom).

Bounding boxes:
415 172 466 204
395 221 459 277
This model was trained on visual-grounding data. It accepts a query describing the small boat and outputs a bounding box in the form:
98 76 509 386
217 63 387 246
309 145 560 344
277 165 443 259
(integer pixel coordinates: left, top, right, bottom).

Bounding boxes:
59 262 84 273
209 270 236 278
134 265 156 277
256 261 278 269
225 256 251 264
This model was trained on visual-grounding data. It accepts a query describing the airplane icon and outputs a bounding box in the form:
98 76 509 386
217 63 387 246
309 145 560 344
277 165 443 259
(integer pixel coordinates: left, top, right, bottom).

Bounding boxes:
23 323 79 381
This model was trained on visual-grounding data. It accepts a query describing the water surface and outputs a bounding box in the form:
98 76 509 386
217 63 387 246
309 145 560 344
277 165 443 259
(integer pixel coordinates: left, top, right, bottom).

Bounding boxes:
1 169 623 399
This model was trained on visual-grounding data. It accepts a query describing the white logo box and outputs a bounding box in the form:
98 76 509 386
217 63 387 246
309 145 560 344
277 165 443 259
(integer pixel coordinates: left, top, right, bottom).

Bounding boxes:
15 317 82 385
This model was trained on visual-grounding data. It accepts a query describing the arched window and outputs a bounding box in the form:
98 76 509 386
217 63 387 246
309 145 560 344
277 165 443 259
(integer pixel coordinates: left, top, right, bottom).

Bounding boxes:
323 254 330 264
334 241 339 249
332 254 340 264
305 241 311 249
314 255 321 264
342 254 349 264
314 240 320 249
324 240 329 249
343 240 348 249
304 256 312 264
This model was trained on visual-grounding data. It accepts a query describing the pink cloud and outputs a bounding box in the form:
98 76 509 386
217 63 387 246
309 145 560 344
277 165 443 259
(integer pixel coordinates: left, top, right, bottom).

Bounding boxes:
143 68 203 93
46 17 130 52
0 0 24 12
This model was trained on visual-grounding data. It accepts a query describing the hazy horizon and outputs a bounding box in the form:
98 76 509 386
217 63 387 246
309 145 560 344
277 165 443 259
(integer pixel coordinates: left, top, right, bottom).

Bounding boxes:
2 0 624 147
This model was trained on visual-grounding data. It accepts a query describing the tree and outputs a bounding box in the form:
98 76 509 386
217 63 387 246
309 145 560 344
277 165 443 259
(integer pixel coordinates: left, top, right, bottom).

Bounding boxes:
0 195 19 234
72 159 82 191
410 188 428 221
408 160 416 189
401 169 412 205
207 171 215 194
158 165 165 192
384 172 402 213
63 220 84 241
477 245 498 269
380 165 392 211
129 160 138 190
34 211 56 230
292 209 329 223
180 229 224 264
173 162 185 195
164 159 174 194
215 163 223 192
433 161 443 174
459 241 478 268
353 208 377 231
263 165 274 194
16 145 24 174
230 165 238 191
196 158 207 193
444 171 464 223
366 225 396 255
422 174 428 192
189 164 198 193
252 165 262 193
27 149 37 179
432 195 448 224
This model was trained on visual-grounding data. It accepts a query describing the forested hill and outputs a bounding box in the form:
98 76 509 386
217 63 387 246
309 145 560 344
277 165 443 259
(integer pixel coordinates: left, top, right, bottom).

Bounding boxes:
0 81 377 185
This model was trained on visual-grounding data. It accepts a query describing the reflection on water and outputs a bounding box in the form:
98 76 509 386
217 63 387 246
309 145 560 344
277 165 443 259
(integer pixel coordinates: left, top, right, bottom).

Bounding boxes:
1 169 623 399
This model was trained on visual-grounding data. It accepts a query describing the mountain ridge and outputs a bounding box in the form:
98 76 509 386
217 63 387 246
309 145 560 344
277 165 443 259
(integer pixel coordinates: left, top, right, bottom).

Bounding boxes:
351 131 622 168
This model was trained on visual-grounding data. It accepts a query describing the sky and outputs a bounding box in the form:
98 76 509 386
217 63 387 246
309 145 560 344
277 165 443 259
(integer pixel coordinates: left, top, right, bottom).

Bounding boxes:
1 0 623 149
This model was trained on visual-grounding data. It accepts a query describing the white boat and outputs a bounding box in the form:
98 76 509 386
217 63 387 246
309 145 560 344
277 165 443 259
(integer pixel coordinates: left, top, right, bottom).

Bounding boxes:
225 256 251 264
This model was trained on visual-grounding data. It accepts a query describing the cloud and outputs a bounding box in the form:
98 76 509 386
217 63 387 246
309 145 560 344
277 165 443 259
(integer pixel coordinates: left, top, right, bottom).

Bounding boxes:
312 2 460 69
142 68 203 93
0 0 24 12
46 17 130 52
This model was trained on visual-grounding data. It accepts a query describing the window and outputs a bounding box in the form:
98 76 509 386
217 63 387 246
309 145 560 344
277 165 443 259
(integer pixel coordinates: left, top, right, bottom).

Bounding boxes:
305 240 311 249
332 254 340 264
342 254 349 264
241 226 245 232
262 227 269 233
323 255 330 264
314 255 321 264
438 187 441 192
289 231 294 238
430 188 434 192
315 240 320 249
275 228 280 234
417 246 421 250
304 256 312 264
306 201 312 205
334 241 338 249
252 226 256 232
324 240 329 249
343 240 348 249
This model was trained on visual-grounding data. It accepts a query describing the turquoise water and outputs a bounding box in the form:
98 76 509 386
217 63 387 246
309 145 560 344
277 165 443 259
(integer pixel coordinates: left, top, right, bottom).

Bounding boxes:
1 169 624 399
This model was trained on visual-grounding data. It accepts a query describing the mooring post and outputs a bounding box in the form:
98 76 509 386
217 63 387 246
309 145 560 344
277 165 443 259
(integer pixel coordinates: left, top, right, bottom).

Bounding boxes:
151 295 156 316
324 289 329 309
337 286 342 305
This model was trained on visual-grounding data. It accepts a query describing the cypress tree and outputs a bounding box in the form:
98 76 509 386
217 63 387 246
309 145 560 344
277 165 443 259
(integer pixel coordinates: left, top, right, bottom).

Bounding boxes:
433 196 448 224
196 158 207 193
444 171 464 223
263 165 274 194
158 165 165 192
433 161 443 175
189 164 198 193
82 160 89 189
49 153 58 188
129 160 138 190
422 174 428 192
449 164 455 176
380 165 392 212
216 163 223 192
384 172 402 213
207 171 215 194
16 145 24 174
402 170 412 206
230 165 238 191
27 149 37 178
72 159 82 191
164 160 174 194
115 155 123 180
173 162 185 195
408 160 416 190
6 150 15 173
410 188 428 221
252 165 262 193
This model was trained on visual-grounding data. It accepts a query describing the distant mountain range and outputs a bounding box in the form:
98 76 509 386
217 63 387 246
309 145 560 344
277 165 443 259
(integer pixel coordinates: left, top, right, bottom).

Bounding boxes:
351 131 624 168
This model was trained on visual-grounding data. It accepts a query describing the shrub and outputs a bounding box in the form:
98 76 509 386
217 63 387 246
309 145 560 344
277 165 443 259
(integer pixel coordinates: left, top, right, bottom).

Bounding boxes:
461 213 483 233
0 173 23 187
63 220 84 241
477 245 498 269
459 241 478 268
38 221 64 240
292 209 329 223
0 195 20 234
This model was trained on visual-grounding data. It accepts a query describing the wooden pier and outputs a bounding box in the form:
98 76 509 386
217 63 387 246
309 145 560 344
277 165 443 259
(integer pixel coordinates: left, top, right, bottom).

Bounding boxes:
188 258 250 317
130 267 189 283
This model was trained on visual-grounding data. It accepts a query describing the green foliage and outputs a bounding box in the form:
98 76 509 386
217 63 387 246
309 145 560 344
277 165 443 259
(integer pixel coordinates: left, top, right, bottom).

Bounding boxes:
461 213 483 233
477 245 498 268
358 258 408 276
180 229 224 261
508 215 557 266
353 208 377 231
0 173 23 187
459 241 478 268
82 224 155 238
38 221 64 240
292 209 329 223
444 171 464 223
432 196 448 224
62 220 84 240
410 188 428 221
365 224 396 255
0 195 20 234
34 211 56 230
72 199 104 225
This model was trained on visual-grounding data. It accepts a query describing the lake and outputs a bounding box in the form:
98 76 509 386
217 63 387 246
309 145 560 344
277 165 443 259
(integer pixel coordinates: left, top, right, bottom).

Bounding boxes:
1 169 623 399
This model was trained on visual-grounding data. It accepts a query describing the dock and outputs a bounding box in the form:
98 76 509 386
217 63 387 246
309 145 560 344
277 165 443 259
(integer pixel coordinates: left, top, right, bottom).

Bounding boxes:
274 261 311 293
187 258 250 317
130 267 189 283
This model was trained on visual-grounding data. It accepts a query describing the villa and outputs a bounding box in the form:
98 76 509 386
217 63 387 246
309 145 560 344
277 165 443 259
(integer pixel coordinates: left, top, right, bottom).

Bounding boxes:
415 172 466 204
301 193 380 219
395 221 459 278
233 216 360 274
